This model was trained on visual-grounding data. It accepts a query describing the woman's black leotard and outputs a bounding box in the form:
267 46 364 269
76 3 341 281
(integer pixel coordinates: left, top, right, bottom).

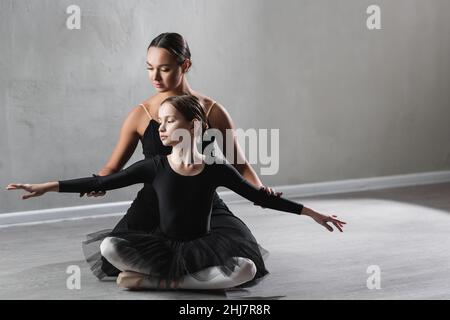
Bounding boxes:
60 155 303 283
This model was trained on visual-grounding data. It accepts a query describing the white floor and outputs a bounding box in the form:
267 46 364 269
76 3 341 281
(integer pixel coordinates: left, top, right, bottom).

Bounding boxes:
1 182 449 300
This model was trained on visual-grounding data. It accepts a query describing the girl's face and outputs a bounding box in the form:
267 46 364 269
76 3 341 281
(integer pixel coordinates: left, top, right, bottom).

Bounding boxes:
158 103 193 147
146 47 184 92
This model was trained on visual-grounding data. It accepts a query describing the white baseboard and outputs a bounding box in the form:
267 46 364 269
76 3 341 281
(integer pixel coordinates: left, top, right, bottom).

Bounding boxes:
1 170 449 228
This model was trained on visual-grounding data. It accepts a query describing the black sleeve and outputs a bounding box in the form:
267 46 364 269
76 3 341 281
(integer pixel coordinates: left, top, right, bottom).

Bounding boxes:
215 163 304 215
58 158 159 193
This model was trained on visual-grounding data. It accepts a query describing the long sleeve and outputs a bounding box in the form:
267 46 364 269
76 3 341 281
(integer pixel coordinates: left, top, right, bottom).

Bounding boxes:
58 158 159 193
215 163 304 215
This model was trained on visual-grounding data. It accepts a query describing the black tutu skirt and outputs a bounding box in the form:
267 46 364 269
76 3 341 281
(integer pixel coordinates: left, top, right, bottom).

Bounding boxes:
82 222 269 288
82 190 269 288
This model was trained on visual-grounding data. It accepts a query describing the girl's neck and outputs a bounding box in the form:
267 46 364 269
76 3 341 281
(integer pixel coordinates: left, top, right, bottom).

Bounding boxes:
170 141 205 167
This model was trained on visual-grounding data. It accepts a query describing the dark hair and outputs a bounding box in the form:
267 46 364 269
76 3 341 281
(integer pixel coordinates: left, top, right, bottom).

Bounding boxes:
161 95 208 131
148 33 192 71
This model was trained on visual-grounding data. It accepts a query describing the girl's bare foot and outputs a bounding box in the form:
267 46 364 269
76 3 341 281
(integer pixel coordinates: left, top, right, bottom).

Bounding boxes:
116 271 147 290
117 271 180 290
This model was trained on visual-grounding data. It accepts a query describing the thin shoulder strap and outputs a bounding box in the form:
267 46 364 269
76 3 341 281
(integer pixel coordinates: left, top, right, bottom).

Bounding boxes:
205 101 217 121
139 103 152 120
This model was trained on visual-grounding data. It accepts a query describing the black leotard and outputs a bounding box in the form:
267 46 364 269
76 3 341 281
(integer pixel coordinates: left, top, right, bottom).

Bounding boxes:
61 156 303 240
60 155 303 282
82 105 272 285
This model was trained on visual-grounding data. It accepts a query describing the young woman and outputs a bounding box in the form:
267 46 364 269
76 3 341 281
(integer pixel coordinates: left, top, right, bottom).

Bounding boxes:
7 95 346 291
76 32 286 283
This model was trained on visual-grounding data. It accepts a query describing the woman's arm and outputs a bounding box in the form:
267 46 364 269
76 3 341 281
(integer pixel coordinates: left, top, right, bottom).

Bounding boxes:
97 106 143 175
82 106 145 197
207 102 264 188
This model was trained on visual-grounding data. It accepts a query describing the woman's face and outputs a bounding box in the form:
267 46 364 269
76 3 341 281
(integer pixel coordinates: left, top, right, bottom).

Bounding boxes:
146 47 184 92
158 103 192 147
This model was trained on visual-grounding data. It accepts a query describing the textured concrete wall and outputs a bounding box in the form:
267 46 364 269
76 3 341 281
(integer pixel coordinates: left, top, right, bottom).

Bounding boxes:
1 0 450 213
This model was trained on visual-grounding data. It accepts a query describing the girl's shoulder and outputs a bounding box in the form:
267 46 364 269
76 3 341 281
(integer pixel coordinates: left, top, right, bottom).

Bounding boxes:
141 154 166 168
204 157 233 172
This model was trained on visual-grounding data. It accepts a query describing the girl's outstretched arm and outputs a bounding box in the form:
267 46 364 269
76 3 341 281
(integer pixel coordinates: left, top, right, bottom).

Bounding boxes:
6 182 58 199
216 162 347 232
6 157 159 200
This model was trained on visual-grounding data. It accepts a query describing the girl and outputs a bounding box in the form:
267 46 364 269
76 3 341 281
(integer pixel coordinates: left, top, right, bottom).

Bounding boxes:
7 95 346 291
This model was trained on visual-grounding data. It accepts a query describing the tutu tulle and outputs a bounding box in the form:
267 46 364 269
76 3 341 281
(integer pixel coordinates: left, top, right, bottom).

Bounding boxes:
82 225 269 288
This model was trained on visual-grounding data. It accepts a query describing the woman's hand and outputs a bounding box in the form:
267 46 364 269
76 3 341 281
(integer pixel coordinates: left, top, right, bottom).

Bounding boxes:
79 174 106 198
80 190 106 198
301 207 346 232
258 186 283 209
6 182 57 199
260 186 283 197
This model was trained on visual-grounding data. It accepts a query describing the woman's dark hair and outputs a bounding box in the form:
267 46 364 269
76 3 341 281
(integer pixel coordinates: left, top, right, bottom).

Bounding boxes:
148 33 192 71
161 95 208 131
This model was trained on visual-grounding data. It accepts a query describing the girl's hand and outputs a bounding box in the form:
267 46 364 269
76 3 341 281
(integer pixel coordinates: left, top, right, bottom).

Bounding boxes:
6 183 50 199
301 207 347 232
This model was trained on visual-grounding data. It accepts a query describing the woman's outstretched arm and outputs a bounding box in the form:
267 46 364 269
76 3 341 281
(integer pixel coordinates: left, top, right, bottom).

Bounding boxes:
98 106 144 175
207 103 270 189
6 158 159 199
82 105 146 197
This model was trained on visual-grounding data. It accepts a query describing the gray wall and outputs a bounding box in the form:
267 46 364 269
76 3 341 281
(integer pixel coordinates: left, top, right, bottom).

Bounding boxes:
1 0 450 213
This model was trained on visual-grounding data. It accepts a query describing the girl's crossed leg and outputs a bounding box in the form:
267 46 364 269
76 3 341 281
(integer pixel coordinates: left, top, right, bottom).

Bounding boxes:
100 236 257 290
